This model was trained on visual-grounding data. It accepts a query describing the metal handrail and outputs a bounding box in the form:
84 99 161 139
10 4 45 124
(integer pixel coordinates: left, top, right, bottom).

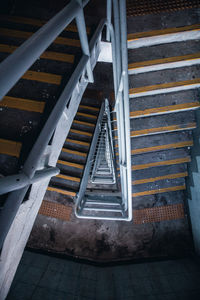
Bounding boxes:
0 1 106 248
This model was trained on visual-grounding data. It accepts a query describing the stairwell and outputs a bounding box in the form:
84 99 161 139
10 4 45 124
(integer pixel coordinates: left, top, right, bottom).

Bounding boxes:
0 0 200 280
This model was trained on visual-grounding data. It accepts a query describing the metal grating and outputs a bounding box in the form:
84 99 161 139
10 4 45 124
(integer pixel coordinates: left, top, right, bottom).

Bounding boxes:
38 200 72 221
133 203 185 224
127 0 200 16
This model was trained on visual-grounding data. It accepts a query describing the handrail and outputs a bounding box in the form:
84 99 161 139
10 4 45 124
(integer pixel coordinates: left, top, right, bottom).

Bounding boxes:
0 0 90 100
0 2 106 248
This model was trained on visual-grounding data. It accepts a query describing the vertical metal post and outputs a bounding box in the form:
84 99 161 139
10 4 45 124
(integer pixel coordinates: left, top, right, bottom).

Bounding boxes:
76 0 94 83
119 0 132 219
106 0 112 41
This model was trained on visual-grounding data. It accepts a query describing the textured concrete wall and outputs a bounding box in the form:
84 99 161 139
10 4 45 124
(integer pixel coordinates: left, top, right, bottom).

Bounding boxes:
187 109 200 254
7 250 200 300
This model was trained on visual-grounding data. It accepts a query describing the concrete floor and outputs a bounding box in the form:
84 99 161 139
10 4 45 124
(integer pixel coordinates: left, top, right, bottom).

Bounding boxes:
7 250 200 300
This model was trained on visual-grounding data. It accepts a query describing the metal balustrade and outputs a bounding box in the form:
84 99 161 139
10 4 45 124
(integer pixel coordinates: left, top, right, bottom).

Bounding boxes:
0 0 132 248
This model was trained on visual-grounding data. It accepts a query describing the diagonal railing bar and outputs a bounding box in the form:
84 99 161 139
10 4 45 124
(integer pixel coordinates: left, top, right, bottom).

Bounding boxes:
0 7 107 248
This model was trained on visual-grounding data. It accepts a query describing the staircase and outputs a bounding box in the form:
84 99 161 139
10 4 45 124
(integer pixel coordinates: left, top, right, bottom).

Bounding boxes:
0 14 91 184
47 90 101 198
124 22 200 200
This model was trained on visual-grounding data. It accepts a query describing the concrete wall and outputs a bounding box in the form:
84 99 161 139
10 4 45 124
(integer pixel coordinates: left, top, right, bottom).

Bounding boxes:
187 109 200 254
7 250 200 300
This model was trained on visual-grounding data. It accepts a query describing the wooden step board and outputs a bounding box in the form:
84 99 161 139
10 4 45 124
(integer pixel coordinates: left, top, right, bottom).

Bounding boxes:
0 44 75 63
129 78 200 98
128 52 200 74
127 24 200 49
0 28 81 47
0 138 22 157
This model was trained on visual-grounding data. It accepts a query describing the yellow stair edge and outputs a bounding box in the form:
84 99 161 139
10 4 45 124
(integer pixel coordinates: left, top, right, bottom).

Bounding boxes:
132 157 191 171
127 24 200 41
62 148 87 157
132 172 188 185
128 52 200 70
0 44 74 63
131 140 194 155
0 15 90 34
56 174 80 183
0 138 22 157
0 96 45 113
66 138 90 147
130 123 196 137
129 78 200 95
57 159 84 169
132 185 186 197
47 186 76 197
0 28 81 47
130 102 200 118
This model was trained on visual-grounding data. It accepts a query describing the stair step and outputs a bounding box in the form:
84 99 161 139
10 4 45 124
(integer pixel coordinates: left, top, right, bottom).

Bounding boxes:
129 78 200 98
130 123 196 137
130 111 196 137
76 112 97 119
132 164 187 182
73 120 95 127
47 186 76 197
21 70 61 85
0 96 45 113
65 138 90 147
128 52 200 74
133 172 188 185
70 129 92 137
131 140 193 155
132 156 190 171
0 15 90 34
0 138 21 157
62 148 87 158
130 102 200 118
132 185 186 197
0 43 74 63
127 24 200 49
56 174 80 183
0 28 81 47
57 160 84 169
79 105 99 112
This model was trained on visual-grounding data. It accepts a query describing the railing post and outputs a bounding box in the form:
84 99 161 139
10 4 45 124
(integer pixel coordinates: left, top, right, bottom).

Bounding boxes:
106 0 112 41
75 0 94 83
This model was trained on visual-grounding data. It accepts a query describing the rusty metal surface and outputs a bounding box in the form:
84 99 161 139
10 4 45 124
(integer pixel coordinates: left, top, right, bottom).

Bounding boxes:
133 203 185 224
38 200 72 221
127 0 200 16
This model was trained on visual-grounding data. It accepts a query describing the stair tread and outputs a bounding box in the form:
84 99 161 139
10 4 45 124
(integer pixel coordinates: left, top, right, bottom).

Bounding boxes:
0 43 75 63
128 52 200 73
57 159 84 169
132 184 186 197
47 186 76 197
0 138 22 157
70 129 92 137
130 102 200 118
0 28 81 47
129 78 200 98
0 96 45 113
133 171 188 185
132 157 190 170
0 15 90 34
62 148 87 157
128 24 200 41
